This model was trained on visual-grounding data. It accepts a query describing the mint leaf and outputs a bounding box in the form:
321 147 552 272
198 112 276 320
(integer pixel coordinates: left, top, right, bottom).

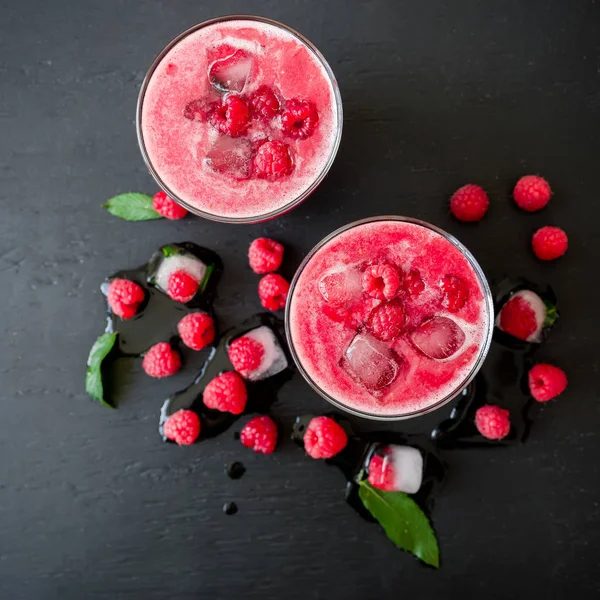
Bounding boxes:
162 245 181 258
199 263 215 293
103 193 162 221
358 480 439 568
85 333 117 408
544 302 558 327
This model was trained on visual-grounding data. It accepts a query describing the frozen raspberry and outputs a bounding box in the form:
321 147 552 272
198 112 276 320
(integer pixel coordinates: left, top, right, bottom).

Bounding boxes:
440 274 468 312
499 295 538 341
513 175 552 212
303 416 348 459
402 268 425 297
228 336 264 377
107 278 145 319
450 184 489 222
532 226 568 260
367 301 406 341
475 405 510 440
240 415 278 454
253 140 293 180
258 274 290 311
167 270 199 303
367 451 396 491
281 98 319 139
152 191 188 220
362 264 401 300
203 371 247 414
210 95 250 137
249 85 281 120
183 98 215 122
248 237 284 274
163 410 201 445
177 312 215 351
528 364 568 402
142 342 181 378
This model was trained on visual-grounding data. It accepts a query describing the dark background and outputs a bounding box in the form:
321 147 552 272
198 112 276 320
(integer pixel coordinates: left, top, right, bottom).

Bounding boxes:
2 0 599 598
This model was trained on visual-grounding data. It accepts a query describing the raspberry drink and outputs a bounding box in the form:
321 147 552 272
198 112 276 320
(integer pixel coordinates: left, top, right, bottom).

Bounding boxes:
286 217 494 420
137 16 342 223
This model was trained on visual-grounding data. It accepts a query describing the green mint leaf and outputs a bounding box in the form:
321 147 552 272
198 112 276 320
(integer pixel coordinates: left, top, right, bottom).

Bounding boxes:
85 333 117 408
103 193 162 221
358 480 440 568
162 245 181 258
199 263 215 293
544 302 558 327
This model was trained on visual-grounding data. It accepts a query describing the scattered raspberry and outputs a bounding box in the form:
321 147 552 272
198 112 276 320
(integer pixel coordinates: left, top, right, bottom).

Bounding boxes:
303 416 348 459
203 371 247 414
240 416 278 454
528 364 568 402
253 140 293 180
210 95 250 137
142 342 181 378
281 98 319 139
362 263 401 300
258 273 290 311
475 405 511 440
248 237 284 274
152 191 188 220
183 98 215 122
249 85 281 120
402 268 425 297
107 278 145 319
449 184 489 222
167 270 199 303
163 410 201 445
367 301 406 341
177 312 215 351
440 274 468 312
228 336 265 377
532 226 568 260
513 175 552 212
367 451 395 491
499 295 538 341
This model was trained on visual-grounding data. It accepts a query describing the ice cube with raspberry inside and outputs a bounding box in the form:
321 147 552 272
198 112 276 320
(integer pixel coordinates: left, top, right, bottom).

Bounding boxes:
208 48 254 93
232 326 288 381
204 136 253 180
152 248 207 301
496 289 546 342
367 445 424 494
410 316 466 360
318 267 362 308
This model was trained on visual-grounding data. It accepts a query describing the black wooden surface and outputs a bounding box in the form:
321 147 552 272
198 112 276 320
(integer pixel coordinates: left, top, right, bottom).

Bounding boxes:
2 1 600 598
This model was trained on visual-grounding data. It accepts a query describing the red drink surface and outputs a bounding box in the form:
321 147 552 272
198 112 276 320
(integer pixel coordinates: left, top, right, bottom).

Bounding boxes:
140 19 339 220
288 220 491 417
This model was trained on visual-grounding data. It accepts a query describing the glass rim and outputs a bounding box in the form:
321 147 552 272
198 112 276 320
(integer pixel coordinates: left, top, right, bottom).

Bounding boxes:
136 14 344 224
284 215 495 421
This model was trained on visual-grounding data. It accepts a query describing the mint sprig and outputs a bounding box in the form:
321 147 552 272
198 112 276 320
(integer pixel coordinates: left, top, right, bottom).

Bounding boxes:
358 479 440 568
162 245 181 258
85 332 118 408
104 193 162 221
544 301 558 328
199 263 215 293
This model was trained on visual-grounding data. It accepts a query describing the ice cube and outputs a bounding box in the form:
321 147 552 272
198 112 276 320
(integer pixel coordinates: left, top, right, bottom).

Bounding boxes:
241 326 288 381
387 445 424 494
208 48 253 93
496 289 546 342
318 267 362 308
204 136 252 180
341 334 401 392
154 253 207 296
410 316 466 360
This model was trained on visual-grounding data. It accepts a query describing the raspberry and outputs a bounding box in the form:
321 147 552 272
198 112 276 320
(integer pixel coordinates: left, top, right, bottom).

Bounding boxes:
304 416 348 459
258 273 290 311
513 175 552 212
280 98 319 139
228 336 265 377
152 191 188 220
362 264 401 300
177 312 215 351
163 410 201 445
249 85 281 120
203 371 247 414
528 364 568 402
367 301 406 341
240 415 278 454
168 270 199 303
440 274 468 312
107 278 145 319
367 451 396 491
499 295 538 341
532 226 568 260
248 237 284 274
402 268 425 297
183 98 215 122
450 184 489 222
142 342 181 378
475 405 511 440
253 140 293 180
210 95 250 137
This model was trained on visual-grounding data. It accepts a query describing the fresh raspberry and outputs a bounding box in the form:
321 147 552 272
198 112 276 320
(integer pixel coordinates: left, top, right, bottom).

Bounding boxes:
210 95 250 137
249 85 281 120
142 342 181 378
440 274 468 312
280 98 319 139
152 191 188 220
183 98 215 122
475 405 511 440
163 410 201 445
107 278 145 319
303 416 348 459
367 301 406 341
367 451 395 491
177 312 215 351
167 270 199 303
402 268 425 297
240 415 278 454
228 336 265 377
532 226 568 260
362 263 401 300
203 371 247 414
248 237 284 274
449 184 489 222
513 175 552 212
258 274 290 311
499 295 538 341
253 140 293 180
528 364 568 402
